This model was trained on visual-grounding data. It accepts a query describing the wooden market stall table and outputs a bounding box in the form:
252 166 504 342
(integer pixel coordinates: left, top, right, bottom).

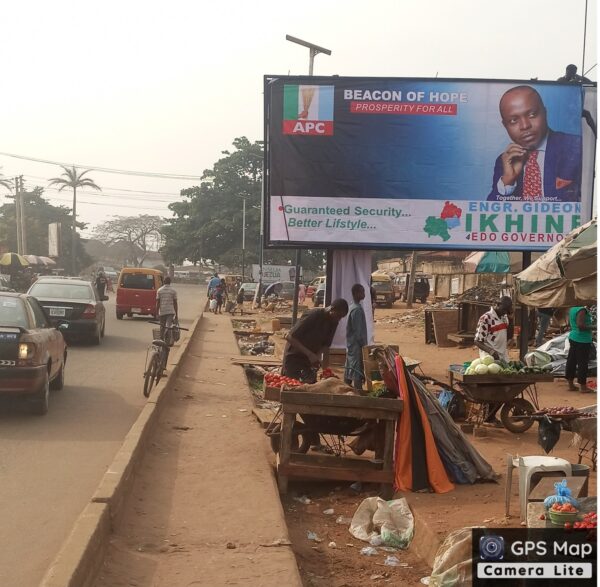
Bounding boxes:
277 391 403 496
447 365 554 432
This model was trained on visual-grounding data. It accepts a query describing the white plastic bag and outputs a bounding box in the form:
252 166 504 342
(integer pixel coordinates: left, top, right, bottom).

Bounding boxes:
209 299 218 311
427 526 481 587
349 497 414 549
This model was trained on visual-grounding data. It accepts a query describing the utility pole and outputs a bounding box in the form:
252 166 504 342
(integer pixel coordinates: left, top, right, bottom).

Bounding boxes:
406 251 418 309
71 184 78 276
18 177 27 255
286 34 332 325
14 176 22 254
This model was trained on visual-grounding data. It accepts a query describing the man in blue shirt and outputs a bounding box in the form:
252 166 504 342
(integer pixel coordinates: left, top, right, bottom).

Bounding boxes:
344 284 368 390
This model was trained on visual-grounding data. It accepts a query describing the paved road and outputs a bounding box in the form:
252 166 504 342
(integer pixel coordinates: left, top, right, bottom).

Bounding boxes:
0 283 203 587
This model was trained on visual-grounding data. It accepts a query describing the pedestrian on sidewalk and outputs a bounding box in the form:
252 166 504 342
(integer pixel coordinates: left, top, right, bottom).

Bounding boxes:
207 273 220 299
566 305 595 393
344 284 368 390
156 276 178 340
215 279 227 314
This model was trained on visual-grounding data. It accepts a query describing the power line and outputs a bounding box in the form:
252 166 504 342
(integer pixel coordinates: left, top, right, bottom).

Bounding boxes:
0 151 202 180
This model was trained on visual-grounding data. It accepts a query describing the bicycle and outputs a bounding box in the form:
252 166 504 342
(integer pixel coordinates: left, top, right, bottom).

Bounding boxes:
143 319 189 398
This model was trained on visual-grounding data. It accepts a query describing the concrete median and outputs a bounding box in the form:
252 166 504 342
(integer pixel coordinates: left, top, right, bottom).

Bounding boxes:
40 310 203 587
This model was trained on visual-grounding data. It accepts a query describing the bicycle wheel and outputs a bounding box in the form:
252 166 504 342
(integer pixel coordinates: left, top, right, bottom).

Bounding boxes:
143 352 160 398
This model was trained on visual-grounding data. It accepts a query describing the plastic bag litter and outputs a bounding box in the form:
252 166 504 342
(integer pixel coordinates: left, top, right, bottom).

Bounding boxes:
209 298 218 311
426 526 481 587
543 479 580 509
384 555 402 566
524 350 552 368
360 546 378 556
538 416 562 454
350 497 414 549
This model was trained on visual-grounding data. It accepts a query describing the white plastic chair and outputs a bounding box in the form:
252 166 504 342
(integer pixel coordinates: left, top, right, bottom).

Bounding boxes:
505 454 572 521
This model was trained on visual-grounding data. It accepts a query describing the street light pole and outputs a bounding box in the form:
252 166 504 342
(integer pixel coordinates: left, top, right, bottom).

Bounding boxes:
286 34 331 325
241 197 246 280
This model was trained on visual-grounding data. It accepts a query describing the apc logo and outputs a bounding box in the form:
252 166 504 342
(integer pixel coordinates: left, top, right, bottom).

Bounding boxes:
282 85 334 136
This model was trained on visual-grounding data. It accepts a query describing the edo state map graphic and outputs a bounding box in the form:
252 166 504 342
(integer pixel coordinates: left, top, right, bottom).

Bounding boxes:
423 201 462 241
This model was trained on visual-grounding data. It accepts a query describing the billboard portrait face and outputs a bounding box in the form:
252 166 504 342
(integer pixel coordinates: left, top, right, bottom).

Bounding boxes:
500 86 548 149
265 76 593 252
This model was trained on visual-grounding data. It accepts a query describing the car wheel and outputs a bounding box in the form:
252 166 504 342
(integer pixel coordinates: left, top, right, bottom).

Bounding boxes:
116 312 123 320
31 371 49 416
91 325 101 346
50 355 66 391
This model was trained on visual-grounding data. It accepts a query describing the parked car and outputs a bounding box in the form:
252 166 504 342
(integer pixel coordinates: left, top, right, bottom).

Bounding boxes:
313 281 326 307
99 265 118 281
307 276 326 300
116 267 163 320
371 274 395 308
0 292 67 414
28 277 106 345
393 273 431 303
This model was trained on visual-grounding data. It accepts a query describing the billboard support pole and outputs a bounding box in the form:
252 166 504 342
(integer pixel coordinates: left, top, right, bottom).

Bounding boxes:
519 251 532 361
406 251 418 309
286 34 332 326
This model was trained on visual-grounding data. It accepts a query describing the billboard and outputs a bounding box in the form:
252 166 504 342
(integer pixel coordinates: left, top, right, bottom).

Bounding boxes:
265 77 595 251
251 264 299 284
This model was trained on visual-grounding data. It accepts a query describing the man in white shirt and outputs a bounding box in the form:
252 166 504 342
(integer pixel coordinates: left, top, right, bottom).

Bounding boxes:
474 296 514 427
156 277 178 340
487 86 581 202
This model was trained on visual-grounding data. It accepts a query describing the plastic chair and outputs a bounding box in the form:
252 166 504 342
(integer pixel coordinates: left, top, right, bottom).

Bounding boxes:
505 455 572 521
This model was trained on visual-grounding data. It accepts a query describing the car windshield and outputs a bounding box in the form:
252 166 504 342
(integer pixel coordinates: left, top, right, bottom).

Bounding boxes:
121 273 155 289
30 282 93 300
0 296 29 328
372 281 392 291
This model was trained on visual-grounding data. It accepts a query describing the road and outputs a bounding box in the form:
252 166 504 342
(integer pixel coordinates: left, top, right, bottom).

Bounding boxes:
0 283 203 587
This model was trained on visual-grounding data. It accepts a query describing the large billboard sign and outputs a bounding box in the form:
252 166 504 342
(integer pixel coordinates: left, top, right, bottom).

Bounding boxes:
265 76 594 251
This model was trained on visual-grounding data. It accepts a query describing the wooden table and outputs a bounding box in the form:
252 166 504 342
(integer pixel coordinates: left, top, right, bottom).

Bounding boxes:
277 391 403 497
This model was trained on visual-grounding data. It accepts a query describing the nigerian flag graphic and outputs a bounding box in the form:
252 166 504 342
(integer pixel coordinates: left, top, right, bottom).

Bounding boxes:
282 85 334 136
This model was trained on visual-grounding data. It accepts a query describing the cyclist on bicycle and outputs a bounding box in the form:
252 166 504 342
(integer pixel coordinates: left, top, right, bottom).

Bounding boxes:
156 276 178 340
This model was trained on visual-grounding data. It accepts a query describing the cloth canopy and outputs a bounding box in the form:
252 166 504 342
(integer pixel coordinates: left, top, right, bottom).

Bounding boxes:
0 253 29 268
515 219 597 307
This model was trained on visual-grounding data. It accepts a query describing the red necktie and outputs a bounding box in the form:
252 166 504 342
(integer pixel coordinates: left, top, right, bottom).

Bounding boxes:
522 150 542 200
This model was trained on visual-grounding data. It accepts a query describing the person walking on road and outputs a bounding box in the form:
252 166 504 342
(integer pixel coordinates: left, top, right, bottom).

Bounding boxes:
95 271 108 299
156 276 178 340
566 306 595 393
207 273 220 298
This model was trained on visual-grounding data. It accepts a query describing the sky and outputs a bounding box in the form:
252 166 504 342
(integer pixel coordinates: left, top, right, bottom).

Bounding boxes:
0 0 596 240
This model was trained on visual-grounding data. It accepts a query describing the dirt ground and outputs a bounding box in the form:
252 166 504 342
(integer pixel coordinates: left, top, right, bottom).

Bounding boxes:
249 299 596 585
96 300 596 587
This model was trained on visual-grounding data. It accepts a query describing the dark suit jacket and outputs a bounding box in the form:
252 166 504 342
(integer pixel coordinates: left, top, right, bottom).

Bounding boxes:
487 130 581 202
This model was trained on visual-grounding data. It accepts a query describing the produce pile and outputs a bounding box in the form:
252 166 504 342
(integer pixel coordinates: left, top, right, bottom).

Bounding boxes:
464 355 551 376
264 372 301 388
319 368 338 380
573 511 597 530
533 406 582 418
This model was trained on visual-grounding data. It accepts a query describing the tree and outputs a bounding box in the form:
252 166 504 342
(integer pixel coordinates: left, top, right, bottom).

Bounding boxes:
0 186 91 270
48 166 100 275
0 171 12 191
161 137 324 274
94 215 164 267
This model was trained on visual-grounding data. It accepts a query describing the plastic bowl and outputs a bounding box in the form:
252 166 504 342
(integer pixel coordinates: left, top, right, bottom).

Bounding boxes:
548 510 579 525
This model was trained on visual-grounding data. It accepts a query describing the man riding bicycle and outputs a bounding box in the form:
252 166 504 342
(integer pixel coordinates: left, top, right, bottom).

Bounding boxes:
156 276 178 340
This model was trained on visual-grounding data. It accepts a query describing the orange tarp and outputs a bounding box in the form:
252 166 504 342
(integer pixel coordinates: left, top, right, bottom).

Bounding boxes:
394 356 454 494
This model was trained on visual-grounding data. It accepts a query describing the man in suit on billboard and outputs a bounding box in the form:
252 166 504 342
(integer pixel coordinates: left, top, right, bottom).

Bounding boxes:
487 86 581 202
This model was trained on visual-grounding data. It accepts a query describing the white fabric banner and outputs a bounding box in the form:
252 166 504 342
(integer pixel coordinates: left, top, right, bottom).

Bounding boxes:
330 250 374 350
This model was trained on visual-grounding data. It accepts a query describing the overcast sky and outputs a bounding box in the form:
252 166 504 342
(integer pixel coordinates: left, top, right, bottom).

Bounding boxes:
0 0 596 238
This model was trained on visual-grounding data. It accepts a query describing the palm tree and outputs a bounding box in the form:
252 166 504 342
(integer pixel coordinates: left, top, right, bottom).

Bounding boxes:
48 166 101 275
0 171 12 191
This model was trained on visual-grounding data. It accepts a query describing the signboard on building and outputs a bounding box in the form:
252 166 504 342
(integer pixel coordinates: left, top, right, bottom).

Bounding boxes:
251 264 299 284
265 76 595 251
